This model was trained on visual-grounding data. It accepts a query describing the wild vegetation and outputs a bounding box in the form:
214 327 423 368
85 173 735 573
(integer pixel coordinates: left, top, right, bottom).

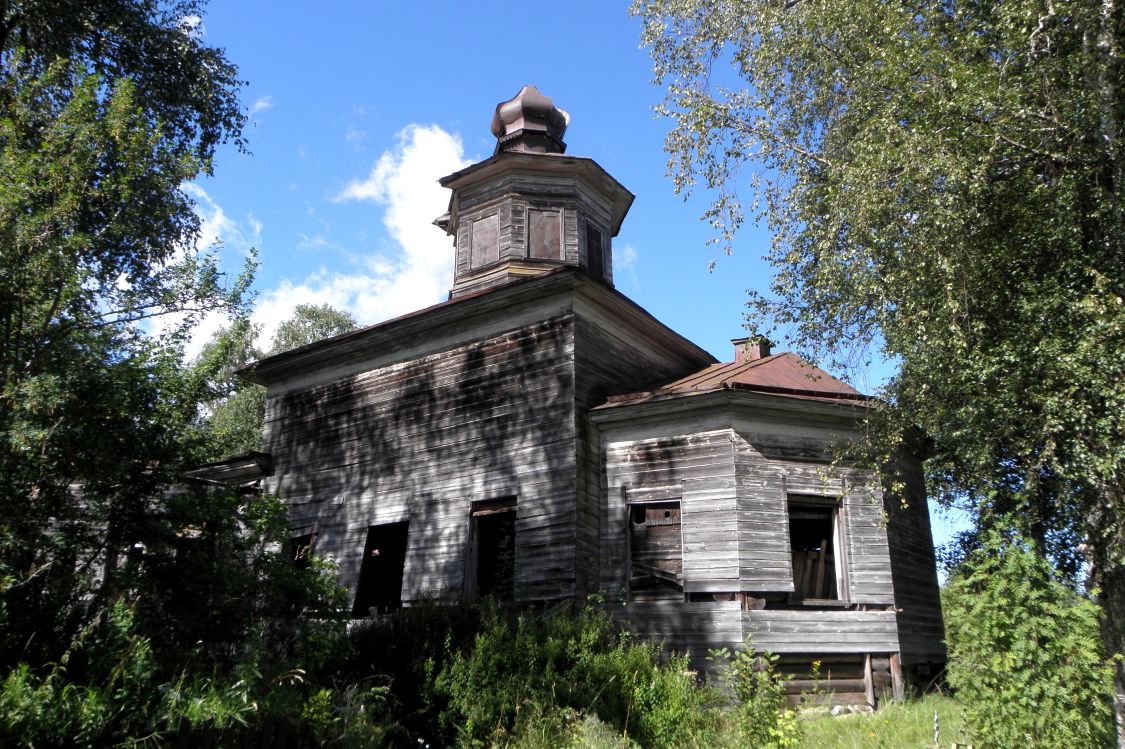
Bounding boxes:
943 529 1117 748
0 0 359 744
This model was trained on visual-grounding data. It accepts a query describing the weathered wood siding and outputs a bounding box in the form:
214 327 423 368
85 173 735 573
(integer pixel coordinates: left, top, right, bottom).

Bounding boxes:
743 610 900 653
262 316 579 604
601 429 740 600
597 400 910 659
732 427 895 604
450 171 617 294
885 455 946 665
842 481 897 605
733 433 794 591
612 600 743 660
571 316 715 599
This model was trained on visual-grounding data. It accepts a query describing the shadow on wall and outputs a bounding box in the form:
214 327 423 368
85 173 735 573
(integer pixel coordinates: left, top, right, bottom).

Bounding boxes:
266 317 578 606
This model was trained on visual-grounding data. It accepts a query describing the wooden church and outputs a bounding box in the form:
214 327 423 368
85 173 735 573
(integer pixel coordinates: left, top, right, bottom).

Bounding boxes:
230 86 944 704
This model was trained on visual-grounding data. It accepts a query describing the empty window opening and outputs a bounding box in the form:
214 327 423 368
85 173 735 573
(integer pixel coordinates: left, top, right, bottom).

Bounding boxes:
471 497 516 601
289 533 316 570
352 521 409 617
787 497 841 600
629 501 683 600
585 224 604 279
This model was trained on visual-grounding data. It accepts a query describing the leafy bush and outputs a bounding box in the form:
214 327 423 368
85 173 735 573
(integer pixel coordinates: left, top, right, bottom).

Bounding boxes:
344 600 487 744
709 647 801 749
0 491 389 747
943 528 1117 748
436 602 717 748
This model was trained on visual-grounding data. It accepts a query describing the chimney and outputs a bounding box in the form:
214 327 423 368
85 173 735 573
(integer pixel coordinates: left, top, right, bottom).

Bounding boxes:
732 336 772 364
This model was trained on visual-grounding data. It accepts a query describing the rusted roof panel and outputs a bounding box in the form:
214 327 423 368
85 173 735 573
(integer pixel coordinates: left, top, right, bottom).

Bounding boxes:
602 352 865 408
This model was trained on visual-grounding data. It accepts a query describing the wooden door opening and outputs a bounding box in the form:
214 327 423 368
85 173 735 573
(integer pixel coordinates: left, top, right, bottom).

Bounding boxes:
787 497 841 600
628 500 683 600
470 497 516 601
352 521 409 617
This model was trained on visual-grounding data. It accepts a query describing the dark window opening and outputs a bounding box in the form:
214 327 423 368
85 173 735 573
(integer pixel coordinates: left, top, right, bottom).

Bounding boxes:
289 533 316 570
352 521 409 617
629 501 682 600
472 497 516 601
585 223 604 279
787 498 840 600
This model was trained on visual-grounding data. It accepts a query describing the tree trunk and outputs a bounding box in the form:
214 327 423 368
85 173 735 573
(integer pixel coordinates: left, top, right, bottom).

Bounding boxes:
1088 480 1125 748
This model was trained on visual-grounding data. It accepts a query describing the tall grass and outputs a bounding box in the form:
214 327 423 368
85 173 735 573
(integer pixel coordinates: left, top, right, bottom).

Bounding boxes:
798 694 968 749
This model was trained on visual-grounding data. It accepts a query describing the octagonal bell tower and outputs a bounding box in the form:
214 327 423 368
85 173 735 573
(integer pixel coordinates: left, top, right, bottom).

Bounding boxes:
435 86 635 299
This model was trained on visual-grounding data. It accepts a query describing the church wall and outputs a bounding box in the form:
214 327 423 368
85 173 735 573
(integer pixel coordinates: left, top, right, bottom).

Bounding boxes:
596 401 912 665
885 454 947 667
600 428 745 659
570 314 715 599
729 417 896 604
261 315 580 605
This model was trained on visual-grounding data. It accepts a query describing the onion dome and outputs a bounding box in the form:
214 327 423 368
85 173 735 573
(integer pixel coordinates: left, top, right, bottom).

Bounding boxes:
490 85 569 154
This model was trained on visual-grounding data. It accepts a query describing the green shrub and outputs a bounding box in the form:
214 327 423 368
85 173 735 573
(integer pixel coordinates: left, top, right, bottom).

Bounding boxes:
709 647 801 749
436 602 718 748
345 601 486 744
943 528 1117 748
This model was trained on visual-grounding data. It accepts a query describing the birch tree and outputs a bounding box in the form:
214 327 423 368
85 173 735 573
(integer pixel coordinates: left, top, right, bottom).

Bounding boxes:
633 0 1125 740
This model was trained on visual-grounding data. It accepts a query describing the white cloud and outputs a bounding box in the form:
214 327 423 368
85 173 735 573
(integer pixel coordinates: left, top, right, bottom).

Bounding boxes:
614 243 639 287
181 182 260 254
296 233 333 252
250 96 274 116
253 124 469 346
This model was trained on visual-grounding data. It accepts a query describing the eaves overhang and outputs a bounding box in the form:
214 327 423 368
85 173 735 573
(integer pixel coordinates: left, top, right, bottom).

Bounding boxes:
589 386 870 430
438 151 635 236
183 451 272 486
238 266 712 390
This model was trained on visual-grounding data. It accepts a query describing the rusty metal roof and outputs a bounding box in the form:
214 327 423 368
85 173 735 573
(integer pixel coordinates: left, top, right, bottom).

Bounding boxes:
601 351 866 408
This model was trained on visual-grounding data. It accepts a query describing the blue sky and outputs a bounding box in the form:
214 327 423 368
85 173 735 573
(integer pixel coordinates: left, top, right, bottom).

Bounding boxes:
188 1 969 552
190 2 777 365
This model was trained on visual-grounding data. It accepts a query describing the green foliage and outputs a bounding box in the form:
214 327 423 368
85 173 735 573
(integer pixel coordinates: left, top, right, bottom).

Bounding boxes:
0 491 370 747
943 529 1117 747
0 0 252 673
0 3 377 747
632 0 1125 716
270 303 359 355
709 647 801 749
344 601 487 743
435 603 716 748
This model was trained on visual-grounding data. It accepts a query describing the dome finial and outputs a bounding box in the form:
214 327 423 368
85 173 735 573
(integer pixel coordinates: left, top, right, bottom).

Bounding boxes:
490 85 569 155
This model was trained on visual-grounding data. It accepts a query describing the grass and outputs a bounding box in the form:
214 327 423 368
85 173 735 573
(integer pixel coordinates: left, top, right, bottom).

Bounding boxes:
798 694 970 749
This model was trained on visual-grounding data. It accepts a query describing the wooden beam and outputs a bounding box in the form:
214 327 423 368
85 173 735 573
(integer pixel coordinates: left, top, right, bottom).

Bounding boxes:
864 653 876 708
889 652 905 702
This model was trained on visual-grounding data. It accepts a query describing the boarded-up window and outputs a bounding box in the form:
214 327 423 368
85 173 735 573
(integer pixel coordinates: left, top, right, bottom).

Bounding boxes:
470 497 516 601
585 223 604 279
352 522 409 617
629 501 682 600
528 210 562 260
787 496 843 600
471 214 500 268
